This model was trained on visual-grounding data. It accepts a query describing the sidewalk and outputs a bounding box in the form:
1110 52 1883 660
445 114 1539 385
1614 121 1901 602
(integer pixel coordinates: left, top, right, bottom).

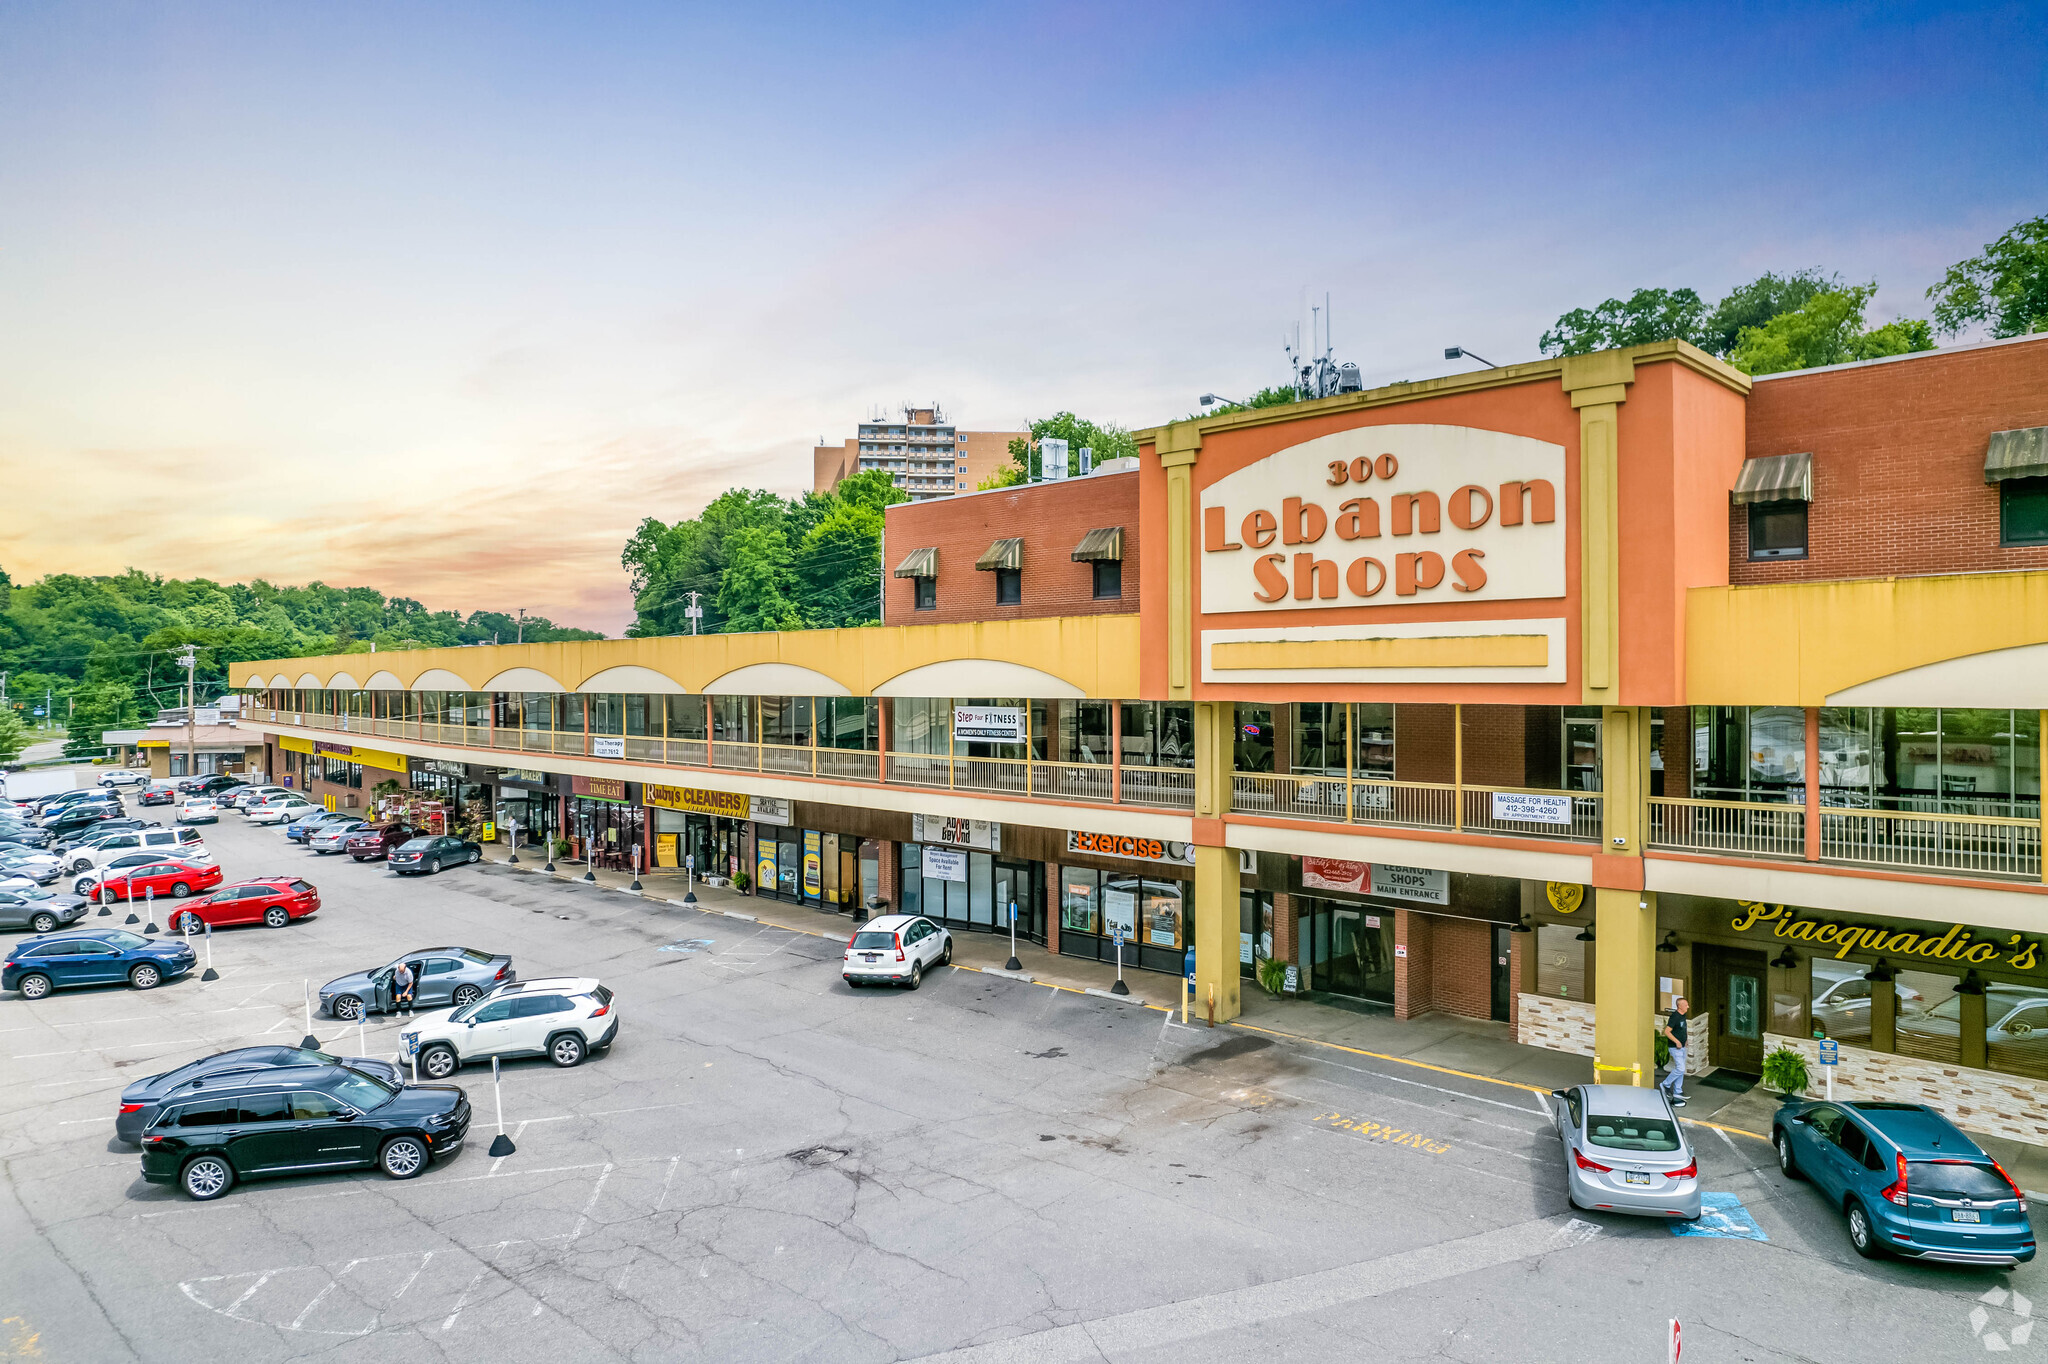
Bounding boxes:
476 845 2048 1175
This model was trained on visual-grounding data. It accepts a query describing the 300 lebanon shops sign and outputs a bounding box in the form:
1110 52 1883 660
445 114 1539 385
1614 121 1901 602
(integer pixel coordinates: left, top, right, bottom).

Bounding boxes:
1199 424 1566 612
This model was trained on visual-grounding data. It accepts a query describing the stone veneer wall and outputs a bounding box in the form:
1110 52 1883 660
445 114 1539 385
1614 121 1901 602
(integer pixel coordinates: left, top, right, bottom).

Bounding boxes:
1761 1033 2048 1149
1516 995 1710 1076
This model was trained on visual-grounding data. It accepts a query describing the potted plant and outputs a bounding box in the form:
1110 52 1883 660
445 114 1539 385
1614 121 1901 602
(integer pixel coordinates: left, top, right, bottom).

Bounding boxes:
1256 955 1289 997
733 870 752 893
1761 1044 1810 1100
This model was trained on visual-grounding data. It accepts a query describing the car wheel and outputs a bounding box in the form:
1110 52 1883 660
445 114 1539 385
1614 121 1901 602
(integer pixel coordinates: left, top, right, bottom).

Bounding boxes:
379 1137 429 1180
452 984 482 1006
69 857 90 873
550 1033 586 1067
171 882 191 898
1776 1131 1801 1180
420 1044 459 1080
941 938 952 966
1846 1200 1885 1259
130 963 162 990
176 910 203 933
17 973 52 1000
428 858 441 874
469 850 480 864
333 994 364 1021
181 1155 234 1201
263 906 289 928
29 912 56 934
907 962 922 991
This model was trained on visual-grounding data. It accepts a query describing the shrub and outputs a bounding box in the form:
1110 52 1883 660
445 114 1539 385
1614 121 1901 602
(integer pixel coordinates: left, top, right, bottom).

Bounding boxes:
1654 1031 1671 1069
1256 955 1289 996
1762 1045 1810 1097
734 870 752 892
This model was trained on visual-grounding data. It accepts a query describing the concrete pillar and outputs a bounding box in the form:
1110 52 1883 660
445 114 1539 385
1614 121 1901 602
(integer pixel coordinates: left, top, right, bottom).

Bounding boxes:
1190 699 1240 1024
1959 989 1989 1070
1871 973 1897 1053
1591 704 1656 1084
1395 908 1433 1019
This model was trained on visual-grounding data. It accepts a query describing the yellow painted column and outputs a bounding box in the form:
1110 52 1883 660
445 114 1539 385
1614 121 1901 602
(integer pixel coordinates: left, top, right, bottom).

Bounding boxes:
1191 698 1240 1024
1591 704 1657 1083
1561 351 1634 707
1156 422 1203 700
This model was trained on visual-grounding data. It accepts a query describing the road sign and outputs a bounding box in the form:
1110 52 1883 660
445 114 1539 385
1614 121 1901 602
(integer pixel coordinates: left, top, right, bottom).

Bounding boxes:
1818 1039 1839 1066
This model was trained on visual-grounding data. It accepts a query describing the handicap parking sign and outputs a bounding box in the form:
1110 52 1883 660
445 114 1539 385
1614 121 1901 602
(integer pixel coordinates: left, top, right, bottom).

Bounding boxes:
1670 1191 1768 1241
1819 1039 1839 1066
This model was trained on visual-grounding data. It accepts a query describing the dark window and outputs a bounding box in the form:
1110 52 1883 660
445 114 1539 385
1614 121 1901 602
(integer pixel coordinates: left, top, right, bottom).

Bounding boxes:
422 959 459 976
1092 558 1124 599
510 994 569 1018
1748 501 1808 559
914 576 937 611
472 1000 515 1023
1835 1122 1872 1167
238 1093 292 1124
178 1100 242 1128
2001 478 2048 546
1907 1161 2016 1200
995 567 1021 604
291 1091 347 1120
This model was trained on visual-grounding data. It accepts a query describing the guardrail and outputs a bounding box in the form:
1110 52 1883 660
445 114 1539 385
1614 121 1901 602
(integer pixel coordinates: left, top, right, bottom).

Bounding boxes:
1648 797 1805 858
1820 806 2041 879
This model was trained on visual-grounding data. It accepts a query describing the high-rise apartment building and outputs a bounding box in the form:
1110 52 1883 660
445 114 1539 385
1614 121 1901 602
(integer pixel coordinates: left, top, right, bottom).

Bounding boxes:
813 404 1023 501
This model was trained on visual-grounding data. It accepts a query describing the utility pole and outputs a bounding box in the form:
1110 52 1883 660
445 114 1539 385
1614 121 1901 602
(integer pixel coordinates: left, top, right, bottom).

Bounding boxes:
685 591 703 636
176 645 199 781
515 608 526 644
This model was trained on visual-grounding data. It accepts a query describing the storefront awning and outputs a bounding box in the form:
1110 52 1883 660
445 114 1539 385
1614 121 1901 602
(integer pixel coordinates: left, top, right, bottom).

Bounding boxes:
1730 452 1812 505
974 537 1023 571
1985 426 2048 483
1071 526 1125 561
892 546 938 579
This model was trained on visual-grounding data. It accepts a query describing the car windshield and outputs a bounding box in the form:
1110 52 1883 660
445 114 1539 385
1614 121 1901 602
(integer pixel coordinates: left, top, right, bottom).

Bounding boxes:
1908 1161 2014 1200
331 1071 397 1110
448 998 485 1023
851 932 897 950
1585 1113 1682 1152
99 931 147 949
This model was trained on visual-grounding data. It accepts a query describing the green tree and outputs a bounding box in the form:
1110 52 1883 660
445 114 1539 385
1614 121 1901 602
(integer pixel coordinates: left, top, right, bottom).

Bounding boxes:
1727 284 1935 375
63 680 139 758
1183 385 1305 420
716 523 800 633
986 413 1140 488
1539 287 1710 357
1700 270 1841 357
795 501 885 628
1928 214 2048 339
0 706 27 764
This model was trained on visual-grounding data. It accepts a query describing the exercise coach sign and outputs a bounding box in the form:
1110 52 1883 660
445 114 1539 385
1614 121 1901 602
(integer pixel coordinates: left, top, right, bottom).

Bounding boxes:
1200 424 1566 614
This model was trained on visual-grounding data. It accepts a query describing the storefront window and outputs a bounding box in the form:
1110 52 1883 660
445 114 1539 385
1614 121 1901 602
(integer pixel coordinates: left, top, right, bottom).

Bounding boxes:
1535 925 1587 1000
891 697 948 754
711 696 751 743
761 696 812 747
1233 705 1275 772
666 695 707 740
1293 703 1346 775
1061 867 1100 934
1819 707 2040 817
521 693 551 733
1303 899 1394 1002
555 693 585 734
1691 705 1805 803
898 841 922 917
1355 703 1394 778
1122 702 1193 769
588 694 625 736
1040 700 1109 764
1140 880 1183 948
818 697 875 750
624 695 655 737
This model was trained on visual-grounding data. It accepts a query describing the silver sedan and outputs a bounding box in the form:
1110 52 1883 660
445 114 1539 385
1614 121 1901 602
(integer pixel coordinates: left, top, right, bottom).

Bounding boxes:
1551 1083 1701 1220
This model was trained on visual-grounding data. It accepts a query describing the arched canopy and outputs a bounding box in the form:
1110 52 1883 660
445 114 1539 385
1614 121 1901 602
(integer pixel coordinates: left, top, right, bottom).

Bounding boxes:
410 668 473 690
1827 641 2048 708
703 663 851 697
874 659 1085 699
364 670 405 690
481 667 571 693
243 672 268 688
270 674 292 689
578 664 688 695
295 672 323 689
327 671 361 690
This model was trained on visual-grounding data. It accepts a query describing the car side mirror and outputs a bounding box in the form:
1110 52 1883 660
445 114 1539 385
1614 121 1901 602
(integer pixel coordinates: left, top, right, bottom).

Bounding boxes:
335 1111 358 1122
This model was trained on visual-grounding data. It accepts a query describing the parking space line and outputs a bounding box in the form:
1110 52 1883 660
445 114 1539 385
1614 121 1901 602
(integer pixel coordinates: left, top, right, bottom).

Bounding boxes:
1295 1053 1552 1124
570 1164 613 1239
57 1117 114 1126
440 1241 510 1331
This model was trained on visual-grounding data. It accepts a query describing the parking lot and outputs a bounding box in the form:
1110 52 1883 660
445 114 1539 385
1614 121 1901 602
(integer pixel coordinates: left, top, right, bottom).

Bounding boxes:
3 809 2042 1362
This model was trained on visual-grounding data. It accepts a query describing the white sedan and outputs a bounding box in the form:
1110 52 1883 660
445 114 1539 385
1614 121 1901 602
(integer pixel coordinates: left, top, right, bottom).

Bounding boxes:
842 914 953 989
248 800 321 826
176 797 222 825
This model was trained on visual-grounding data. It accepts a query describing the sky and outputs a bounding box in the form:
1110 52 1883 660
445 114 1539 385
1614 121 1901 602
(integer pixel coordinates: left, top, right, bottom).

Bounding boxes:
2 1 2043 635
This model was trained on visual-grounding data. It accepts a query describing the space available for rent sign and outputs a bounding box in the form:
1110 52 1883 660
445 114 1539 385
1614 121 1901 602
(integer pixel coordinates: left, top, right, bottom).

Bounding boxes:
921 846 968 882
953 706 1025 742
1301 856 1448 905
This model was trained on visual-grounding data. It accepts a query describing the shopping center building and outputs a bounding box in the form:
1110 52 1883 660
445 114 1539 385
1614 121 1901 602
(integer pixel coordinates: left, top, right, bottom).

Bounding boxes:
238 333 2048 1139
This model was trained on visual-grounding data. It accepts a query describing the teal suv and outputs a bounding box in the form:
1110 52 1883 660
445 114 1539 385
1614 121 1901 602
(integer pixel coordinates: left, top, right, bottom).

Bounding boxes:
1774 1099 2035 1266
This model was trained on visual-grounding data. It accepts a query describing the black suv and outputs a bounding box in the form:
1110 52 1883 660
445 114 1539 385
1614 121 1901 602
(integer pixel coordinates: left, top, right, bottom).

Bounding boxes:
176 774 246 797
141 1064 470 1200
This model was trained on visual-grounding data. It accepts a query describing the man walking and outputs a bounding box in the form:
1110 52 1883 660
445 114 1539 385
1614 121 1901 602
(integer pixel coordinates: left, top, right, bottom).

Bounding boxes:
1661 996 1690 1107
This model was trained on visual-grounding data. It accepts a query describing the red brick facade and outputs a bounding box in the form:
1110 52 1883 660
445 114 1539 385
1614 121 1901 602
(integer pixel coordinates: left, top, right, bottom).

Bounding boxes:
882 471 1139 624
1395 909 1495 1023
1734 336 2048 584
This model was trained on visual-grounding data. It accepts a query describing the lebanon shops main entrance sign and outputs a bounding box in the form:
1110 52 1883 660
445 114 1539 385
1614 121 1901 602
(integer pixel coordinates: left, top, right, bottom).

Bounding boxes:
1200 425 1567 613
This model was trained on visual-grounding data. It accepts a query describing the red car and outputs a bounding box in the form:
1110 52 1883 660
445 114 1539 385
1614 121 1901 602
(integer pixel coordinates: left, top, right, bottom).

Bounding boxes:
74 859 224 902
346 824 417 862
168 877 321 932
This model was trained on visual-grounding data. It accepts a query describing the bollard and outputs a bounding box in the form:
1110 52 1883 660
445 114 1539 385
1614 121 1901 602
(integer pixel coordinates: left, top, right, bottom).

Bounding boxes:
1005 900 1022 973
299 978 319 1051
1207 982 1216 1029
629 843 643 894
200 919 218 981
1110 930 1129 996
488 1055 516 1157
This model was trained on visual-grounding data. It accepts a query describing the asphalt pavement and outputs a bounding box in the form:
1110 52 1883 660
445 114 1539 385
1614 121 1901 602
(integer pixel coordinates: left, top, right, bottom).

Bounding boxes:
0 810 2040 1362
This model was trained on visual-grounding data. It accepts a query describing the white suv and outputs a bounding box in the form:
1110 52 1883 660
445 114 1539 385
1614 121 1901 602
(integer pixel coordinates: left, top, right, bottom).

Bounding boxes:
404 978 618 1078
842 914 952 989
65 827 208 874
248 799 320 826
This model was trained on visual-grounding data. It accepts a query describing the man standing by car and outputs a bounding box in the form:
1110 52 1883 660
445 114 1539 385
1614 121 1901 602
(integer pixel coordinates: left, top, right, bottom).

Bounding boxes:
393 959 416 1015
1660 996 1690 1107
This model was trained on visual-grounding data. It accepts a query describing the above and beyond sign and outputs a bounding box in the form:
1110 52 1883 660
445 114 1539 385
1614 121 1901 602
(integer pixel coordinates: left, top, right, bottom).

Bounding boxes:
1200 425 1566 613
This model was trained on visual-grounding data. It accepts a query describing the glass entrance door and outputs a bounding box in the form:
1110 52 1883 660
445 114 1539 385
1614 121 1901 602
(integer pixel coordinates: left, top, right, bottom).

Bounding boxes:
1565 713 1603 791
993 860 1041 942
1306 901 1394 1003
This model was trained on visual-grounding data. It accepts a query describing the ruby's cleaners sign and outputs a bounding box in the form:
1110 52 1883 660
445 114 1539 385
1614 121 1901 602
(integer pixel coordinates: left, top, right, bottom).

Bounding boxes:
1200 425 1566 612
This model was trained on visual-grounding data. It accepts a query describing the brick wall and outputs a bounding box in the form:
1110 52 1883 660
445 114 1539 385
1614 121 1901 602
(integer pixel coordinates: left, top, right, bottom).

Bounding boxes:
1429 918 1494 1022
1764 1032 2048 1148
882 471 1139 624
1395 908 1431 1018
1396 705 1455 784
1735 337 2048 584
1273 892 1297 966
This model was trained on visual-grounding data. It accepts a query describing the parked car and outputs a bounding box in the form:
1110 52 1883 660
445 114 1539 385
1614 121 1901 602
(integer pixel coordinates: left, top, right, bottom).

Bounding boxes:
286 809 359 843
308 818 373 854
346 824 417 862
175 774 246 797
0 849 64 885
3 927 197 998
176 797 222 825
389 835 482 875
1774 1099 2035 1265
64 826 206 874
0 825 53 850
139 781 180 807
1551 1083 1700 1220
99 769 150 788
32 789 105 817
842 914 953 989
73 848 214 895
51 818 149 852
249 799 320 827
74 858 224 903
226 785 292 811
140 1064 470 1200
405 977 618 1078
116 1045 405 1144
319 947 514 1021
169 877 320 933
0 888 89 934
1895 985 2048 1076
41 807 125 841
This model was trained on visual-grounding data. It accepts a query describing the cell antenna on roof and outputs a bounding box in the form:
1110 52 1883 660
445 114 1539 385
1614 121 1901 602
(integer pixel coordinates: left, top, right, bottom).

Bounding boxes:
1281 292 1364 401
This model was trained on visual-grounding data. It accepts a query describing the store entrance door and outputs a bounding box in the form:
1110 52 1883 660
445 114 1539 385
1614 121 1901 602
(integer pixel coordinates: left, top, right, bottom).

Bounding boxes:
993 860 1041 944
1491 924 1512 1022
1700 945 1768 1073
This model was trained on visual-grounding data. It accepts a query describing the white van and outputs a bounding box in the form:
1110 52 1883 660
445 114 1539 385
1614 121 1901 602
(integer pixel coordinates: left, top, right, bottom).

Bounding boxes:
65 826 208 874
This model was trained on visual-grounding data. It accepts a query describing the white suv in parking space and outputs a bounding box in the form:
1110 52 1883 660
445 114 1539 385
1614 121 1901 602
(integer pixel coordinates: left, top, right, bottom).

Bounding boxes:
227 785 292 811
249 799 320 826
403 978 619 1078
65 827 208 874
842 914 952 989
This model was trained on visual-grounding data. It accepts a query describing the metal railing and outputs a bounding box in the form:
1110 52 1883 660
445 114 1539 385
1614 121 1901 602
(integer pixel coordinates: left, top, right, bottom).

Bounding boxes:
1461 786 1603 842
1821 806 2041 879
1648 797 1805 858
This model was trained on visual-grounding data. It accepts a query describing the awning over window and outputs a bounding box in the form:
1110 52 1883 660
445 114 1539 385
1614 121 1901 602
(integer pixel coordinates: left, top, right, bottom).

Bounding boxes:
1985 426 2048 483
1730 452 1812 505
1071 526 1125 561
974 537 1023 571
892 546 938 579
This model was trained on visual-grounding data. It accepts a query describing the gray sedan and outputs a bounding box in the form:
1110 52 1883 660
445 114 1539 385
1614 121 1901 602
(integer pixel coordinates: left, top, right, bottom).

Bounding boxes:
114 1045 404 1144
1551 1083 1701 1220
0 888 90 935
308 819 372 854
319 946 515 1021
